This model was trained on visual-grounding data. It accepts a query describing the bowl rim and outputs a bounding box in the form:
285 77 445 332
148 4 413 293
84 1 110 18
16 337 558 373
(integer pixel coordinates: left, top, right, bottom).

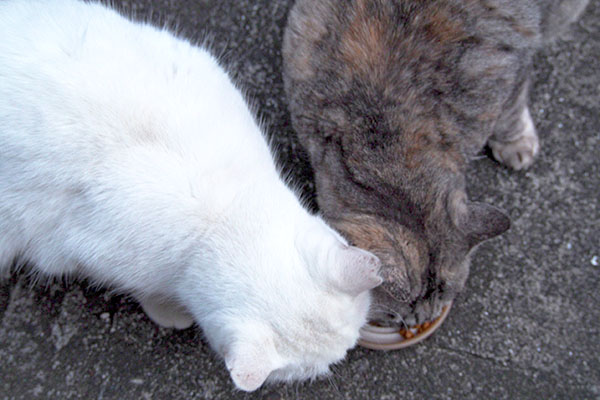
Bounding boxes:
358 302 453 350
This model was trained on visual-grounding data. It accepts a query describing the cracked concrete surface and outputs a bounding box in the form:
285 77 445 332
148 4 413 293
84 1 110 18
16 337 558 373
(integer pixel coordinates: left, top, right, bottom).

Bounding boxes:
1 0 598 399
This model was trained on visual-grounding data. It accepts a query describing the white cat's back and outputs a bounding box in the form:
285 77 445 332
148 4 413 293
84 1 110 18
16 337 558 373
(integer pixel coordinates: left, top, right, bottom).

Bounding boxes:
0 0 269 179
0 0 275 275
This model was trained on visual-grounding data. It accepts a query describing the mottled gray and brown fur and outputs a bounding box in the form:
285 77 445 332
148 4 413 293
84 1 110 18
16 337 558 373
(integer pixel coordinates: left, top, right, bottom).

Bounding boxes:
282 0 588 325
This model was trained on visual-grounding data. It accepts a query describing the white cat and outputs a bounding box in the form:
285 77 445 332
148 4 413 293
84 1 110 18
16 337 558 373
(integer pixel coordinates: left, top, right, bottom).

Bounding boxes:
0 0 382 391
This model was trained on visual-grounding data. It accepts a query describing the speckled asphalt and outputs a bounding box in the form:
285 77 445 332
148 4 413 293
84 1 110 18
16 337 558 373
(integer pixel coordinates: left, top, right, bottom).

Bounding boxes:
1 1 598 399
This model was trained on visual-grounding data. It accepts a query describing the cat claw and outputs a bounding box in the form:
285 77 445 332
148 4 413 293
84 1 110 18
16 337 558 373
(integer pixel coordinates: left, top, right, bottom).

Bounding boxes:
489 108 540 170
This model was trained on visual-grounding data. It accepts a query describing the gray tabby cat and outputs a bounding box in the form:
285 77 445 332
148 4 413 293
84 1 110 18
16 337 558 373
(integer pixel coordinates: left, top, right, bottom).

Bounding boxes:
282 0 588 326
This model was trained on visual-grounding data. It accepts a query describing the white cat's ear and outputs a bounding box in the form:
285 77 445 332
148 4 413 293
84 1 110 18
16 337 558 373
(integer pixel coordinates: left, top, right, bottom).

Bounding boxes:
225 351 271 392
330 246 383 296
224 328 280 392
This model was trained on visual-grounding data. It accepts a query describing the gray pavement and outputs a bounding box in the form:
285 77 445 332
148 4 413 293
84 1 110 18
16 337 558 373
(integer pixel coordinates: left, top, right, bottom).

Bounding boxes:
1 1 598 399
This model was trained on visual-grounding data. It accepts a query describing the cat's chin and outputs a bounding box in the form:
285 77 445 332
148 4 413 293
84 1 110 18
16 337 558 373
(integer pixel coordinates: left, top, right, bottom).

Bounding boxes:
369 295 453 328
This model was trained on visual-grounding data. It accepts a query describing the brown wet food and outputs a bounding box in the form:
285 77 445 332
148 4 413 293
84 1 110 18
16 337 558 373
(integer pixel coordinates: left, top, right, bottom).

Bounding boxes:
400 320 433 339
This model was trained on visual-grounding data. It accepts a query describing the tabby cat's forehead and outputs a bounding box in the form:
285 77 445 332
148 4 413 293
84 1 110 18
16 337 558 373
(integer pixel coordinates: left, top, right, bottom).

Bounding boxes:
330 214 428 267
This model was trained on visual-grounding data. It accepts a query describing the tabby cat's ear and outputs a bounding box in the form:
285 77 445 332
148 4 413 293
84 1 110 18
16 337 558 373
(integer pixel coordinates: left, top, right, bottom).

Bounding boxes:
458 202 511 248
448 190 510 247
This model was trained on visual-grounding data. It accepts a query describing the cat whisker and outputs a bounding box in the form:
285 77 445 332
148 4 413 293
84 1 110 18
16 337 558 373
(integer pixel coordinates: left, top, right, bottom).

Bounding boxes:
378 283 410 303
369 303 413 328
370 302 402 315
470 153 489 161
326 373 343 399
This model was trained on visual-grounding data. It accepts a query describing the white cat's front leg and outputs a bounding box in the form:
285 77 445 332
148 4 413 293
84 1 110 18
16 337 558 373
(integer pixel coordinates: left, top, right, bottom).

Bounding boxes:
139 297 194 330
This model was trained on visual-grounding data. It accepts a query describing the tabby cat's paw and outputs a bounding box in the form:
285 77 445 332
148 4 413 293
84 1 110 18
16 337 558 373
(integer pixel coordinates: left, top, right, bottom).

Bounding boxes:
490 107 540 170
140 298 194 329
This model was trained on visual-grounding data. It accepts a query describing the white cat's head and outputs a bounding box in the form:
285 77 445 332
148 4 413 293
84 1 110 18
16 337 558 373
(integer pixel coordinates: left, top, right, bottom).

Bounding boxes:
203 218 382 391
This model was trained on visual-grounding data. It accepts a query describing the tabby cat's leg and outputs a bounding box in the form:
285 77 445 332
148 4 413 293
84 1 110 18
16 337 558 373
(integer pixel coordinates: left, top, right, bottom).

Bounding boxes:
488 78 540 170
139 296 194 329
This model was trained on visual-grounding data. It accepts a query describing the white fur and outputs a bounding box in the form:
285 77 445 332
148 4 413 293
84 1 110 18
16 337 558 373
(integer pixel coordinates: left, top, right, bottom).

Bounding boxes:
0 0 382 391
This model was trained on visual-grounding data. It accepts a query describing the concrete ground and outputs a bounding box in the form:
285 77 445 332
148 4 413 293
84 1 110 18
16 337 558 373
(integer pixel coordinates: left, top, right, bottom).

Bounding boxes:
1 1 598 399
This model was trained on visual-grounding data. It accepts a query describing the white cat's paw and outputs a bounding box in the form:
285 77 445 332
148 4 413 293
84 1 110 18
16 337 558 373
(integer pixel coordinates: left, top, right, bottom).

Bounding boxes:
490 107 540 170
140 298 194 329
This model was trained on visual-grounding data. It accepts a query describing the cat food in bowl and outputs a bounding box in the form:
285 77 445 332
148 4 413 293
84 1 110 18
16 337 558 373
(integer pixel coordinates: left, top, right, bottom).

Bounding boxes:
358 303 452 350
